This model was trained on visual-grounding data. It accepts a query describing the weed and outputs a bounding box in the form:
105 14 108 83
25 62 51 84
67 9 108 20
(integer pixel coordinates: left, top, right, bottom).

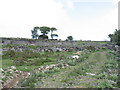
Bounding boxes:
67 60 76 66
27 45 39 49
96 80 114 88
2 44 17 48
95 72 108 79
109 74 118 81
19 68 59 88
86 46 96 51
20 73 38 88
3 50 16 59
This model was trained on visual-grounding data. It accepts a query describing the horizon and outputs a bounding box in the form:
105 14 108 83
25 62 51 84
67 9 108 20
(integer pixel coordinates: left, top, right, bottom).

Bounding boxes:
0 0 119 41
0 37 110 41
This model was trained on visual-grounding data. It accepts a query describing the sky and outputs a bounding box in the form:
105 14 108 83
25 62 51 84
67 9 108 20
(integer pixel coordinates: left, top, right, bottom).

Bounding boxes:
0 0 119 41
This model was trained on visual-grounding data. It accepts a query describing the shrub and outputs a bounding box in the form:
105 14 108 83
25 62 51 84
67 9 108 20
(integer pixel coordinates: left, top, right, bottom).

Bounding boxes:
69 66 88 76
86 46 96 51
20 73 37 88
27 45 39 49
67 60 76 66
96 80 114 88
3 50 16 59
95 72 108 79
109 74 118 81
14 56 26 66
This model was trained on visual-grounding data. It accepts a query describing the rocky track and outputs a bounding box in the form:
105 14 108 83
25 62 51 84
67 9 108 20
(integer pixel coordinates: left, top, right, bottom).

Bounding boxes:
1 63 69 89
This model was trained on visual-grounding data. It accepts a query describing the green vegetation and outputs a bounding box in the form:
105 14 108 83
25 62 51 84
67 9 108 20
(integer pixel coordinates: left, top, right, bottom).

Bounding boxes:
31 27 39 39
77 41 109 46
50 27 58 39
66 36 73 41
2 48 73 70
108 29 120 46
1 42 119 88
31 50 118 88
1 59 14 68
19 67 61 88
31 26 58 39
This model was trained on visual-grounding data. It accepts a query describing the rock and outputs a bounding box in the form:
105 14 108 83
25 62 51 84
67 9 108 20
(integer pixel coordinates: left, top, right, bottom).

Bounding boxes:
11 66 16 70
116 57 120 61
86 73 96 76
0 68 4 72
107 80 117 85
71 55 79 59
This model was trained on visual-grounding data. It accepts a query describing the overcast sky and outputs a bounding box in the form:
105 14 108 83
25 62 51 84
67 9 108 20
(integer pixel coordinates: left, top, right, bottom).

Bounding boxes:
0 0 119 41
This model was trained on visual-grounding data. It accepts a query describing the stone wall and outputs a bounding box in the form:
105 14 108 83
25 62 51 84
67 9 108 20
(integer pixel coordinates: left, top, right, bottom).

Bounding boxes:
1 38 116 50
1 38 118 57
1 38 78 47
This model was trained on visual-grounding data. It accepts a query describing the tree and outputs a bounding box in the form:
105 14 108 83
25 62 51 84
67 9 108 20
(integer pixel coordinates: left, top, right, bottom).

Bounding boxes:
39 26 50 39
51 34 58 39
31 26 39 39
108 29 120 46
31 26 58 40
108 34 114 42
38 35 48 39
50 27 57 39
67 36 73 41
115 29 120 46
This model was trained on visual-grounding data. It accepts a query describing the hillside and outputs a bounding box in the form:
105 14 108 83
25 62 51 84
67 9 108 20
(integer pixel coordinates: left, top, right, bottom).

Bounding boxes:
0 38 120 89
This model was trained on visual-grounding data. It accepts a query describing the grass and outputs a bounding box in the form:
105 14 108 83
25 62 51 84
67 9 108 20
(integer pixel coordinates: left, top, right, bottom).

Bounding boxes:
16 66 40 72
93 50 118 88
33 50 119 88
2 44 19 48
27 45 40 49
1 43 119 88
96 80 114 88
1 59 14 68
2 50 74 71
77 41 109 46
1 59 40 72
18 66 62 88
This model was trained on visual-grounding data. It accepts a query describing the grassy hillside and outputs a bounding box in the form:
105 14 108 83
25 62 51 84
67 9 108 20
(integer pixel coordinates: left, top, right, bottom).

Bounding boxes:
1 42 119 88
18 50 118 88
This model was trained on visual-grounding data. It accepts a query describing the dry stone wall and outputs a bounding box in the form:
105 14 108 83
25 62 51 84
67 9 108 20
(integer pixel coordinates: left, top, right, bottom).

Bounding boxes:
1 38 78 47
1 38 117 52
